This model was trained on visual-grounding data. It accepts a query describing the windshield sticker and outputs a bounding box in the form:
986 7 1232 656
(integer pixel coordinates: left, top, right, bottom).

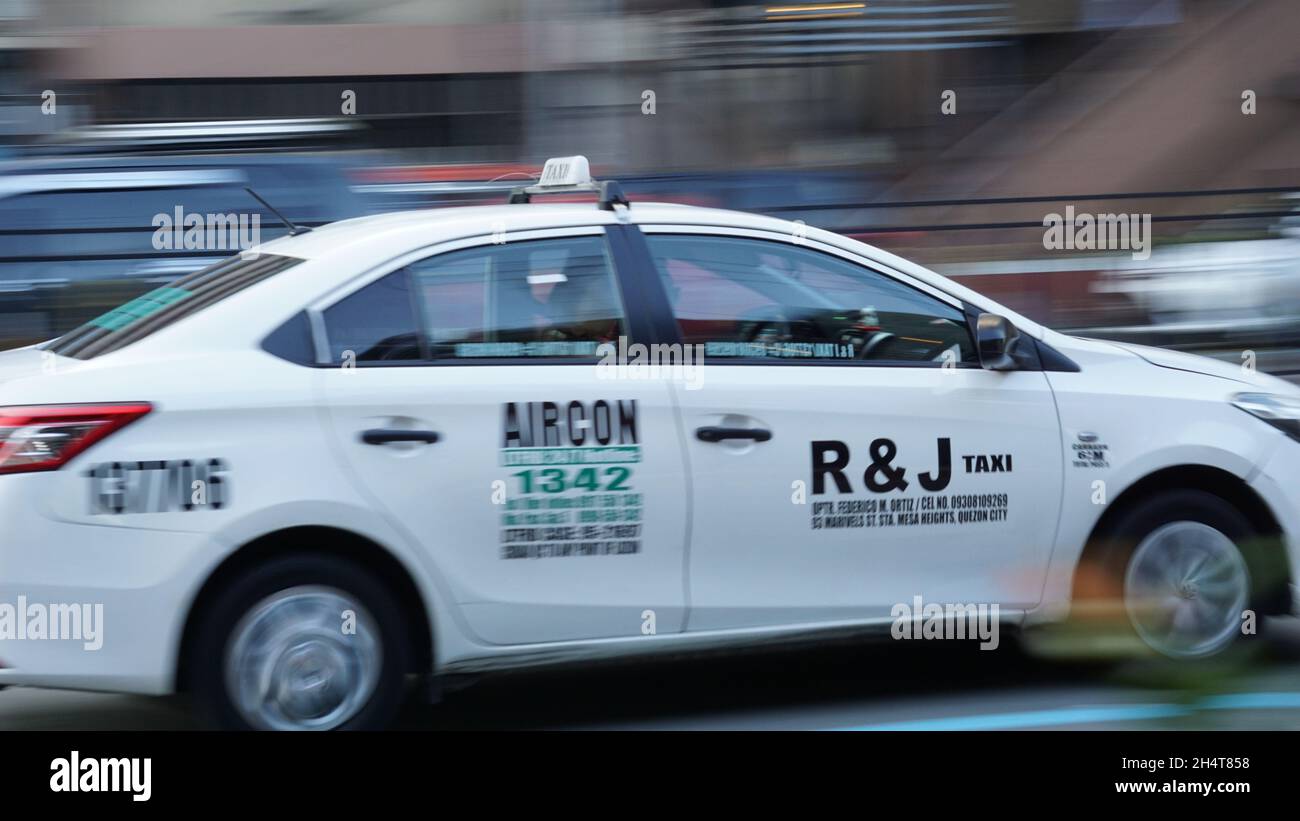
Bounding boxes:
498 400 642 559
455 341 604 358
89 287 190 332
703 341 855 359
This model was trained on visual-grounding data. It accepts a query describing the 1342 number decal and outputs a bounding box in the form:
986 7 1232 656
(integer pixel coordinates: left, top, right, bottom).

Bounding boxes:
512 466 631 494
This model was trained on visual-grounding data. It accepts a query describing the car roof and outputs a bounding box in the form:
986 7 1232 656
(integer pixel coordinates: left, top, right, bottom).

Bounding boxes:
255 201 799 260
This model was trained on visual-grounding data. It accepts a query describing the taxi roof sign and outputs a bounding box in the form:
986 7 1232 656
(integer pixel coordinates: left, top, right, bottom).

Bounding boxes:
537 156 592 188
508 155 629 211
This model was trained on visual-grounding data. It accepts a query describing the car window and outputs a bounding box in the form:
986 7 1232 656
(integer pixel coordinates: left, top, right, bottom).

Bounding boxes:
321 235 626 365
322 268 424 364
647 234 977 364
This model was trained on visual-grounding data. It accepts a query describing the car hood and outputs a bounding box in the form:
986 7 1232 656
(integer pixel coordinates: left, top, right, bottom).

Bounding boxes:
1105 340 1298 392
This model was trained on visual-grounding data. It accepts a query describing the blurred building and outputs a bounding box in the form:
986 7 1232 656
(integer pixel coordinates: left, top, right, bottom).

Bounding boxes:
6 0 1220 174
4 0 1300 344
0 0 85 150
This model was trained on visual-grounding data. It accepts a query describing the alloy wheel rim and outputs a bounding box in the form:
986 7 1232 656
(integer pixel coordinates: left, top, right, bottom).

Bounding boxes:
1124 521 1250 658
225 586 382 730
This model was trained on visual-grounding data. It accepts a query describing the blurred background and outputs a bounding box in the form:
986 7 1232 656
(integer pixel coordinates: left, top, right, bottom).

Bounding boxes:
1 0 1299 373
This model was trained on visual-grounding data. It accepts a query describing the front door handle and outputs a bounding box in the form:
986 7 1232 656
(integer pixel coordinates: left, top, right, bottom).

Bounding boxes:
361 429 441 445
695 426 772 443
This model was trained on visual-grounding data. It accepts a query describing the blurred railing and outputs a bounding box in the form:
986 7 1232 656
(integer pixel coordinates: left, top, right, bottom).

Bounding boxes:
5 164 1300 358
779 185 1300 233
666 1 1018 65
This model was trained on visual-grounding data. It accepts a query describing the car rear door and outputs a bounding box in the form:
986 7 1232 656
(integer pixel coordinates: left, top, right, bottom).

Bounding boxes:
629 225 1064 631
316 226 690 645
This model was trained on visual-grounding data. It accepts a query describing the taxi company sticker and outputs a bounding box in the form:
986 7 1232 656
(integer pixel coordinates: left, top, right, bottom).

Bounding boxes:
808 438 1011 530
498 400 642 559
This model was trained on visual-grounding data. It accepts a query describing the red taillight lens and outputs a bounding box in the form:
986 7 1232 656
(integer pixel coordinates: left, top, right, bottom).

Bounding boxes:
0 403 152 475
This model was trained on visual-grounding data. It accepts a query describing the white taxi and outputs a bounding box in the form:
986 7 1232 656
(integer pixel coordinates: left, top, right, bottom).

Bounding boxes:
1 157 1298 729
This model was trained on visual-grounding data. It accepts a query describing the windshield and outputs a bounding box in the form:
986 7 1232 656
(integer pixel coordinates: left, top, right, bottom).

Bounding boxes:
45 253 303 360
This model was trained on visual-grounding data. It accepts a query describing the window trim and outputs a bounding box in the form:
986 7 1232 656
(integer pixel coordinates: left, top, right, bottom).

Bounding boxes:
633 226 983 369
606 223 681 347
306 226 633 367
636 224 966 310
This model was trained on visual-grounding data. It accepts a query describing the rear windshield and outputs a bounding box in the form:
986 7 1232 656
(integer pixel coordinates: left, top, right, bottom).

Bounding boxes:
46 253 302 359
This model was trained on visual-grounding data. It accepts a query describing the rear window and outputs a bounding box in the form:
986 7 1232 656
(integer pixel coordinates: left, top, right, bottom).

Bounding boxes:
46 253 302 359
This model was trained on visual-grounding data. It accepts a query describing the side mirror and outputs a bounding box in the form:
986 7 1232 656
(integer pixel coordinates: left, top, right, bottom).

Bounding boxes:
976 313 1021 371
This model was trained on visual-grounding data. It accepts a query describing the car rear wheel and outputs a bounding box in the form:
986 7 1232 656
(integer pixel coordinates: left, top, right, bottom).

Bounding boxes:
191 553 410 730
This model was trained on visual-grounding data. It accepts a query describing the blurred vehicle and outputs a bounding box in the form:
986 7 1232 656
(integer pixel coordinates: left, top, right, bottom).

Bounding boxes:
1089 236 1300 348
1 159 1298 729
0 151 367 349
33 118 367 157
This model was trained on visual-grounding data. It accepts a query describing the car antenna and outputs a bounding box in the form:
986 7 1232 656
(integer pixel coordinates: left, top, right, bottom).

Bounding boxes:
244 187 312 236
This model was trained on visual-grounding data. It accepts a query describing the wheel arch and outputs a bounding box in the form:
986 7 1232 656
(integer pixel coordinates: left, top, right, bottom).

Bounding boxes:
175 525 435 692
1073 464 1289 612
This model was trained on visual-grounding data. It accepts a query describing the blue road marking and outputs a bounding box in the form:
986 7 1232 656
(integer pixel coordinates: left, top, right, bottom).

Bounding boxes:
838 692 1300 730
841 703 1190 731
1200 691 1300 711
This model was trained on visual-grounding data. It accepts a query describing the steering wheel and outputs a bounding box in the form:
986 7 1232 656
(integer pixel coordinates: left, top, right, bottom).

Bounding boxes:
857 332 955 363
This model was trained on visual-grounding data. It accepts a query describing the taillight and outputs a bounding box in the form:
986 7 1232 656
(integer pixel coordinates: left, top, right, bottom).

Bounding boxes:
0 403 152 476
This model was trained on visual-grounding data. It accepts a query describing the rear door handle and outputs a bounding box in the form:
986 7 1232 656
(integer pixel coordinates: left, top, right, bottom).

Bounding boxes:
695 426 772 443
361 428 440 445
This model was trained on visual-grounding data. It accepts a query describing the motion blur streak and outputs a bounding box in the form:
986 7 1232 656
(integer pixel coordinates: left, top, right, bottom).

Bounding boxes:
1 0 1299 730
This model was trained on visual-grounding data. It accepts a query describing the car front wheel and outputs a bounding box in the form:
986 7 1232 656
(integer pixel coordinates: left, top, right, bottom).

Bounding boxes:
1107 490 1268 660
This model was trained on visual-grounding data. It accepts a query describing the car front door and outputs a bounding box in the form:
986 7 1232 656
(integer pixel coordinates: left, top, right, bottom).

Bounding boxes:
316 227 690 645
633 226 1064 631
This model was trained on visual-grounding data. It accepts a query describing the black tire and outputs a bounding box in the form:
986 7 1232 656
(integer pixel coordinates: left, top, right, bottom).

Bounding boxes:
189 553 411 730
1074 489 1280 663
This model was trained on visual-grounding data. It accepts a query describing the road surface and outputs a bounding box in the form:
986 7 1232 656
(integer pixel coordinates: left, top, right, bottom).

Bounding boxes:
6 619 1300 730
